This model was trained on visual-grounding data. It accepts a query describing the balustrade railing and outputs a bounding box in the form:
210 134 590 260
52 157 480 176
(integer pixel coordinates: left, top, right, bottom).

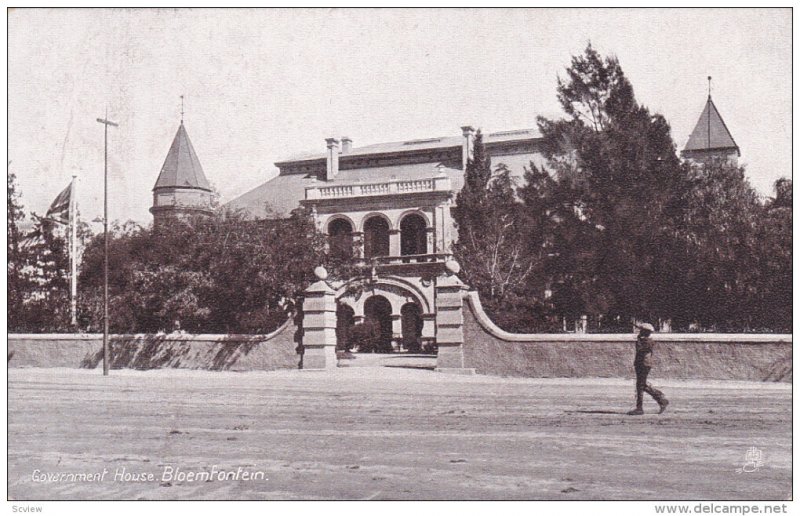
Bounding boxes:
369 253 451 265
305 176 451 200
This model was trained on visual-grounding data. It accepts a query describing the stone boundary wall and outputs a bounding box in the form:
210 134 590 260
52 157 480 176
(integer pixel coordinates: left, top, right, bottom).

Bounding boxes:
462 292 792 382
8 318 300 371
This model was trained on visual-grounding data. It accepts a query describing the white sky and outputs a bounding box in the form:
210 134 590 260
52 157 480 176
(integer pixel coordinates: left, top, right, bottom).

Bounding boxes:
8 8 792 225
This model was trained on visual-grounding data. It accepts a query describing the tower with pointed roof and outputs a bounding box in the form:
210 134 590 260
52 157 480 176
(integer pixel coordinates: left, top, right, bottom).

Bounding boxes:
150 121 215 224
682 88 740 165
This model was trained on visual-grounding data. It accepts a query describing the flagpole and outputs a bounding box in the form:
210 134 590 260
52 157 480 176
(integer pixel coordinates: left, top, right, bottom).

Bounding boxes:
97 112 118 377
70 175 77 327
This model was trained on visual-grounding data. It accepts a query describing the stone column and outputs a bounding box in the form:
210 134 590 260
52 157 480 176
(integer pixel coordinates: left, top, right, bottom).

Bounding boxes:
434 260 474 374
422 314 436 339
352 231 364 260
301 267 338 369
389 228 401 257
434 205 445 252
426 226 435 256
421 313 436 351
391 314 402 351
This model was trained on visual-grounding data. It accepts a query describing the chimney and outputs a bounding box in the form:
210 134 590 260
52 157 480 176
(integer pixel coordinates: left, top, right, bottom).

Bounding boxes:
325 137 340 181
341 136 353 154
461 125 475 171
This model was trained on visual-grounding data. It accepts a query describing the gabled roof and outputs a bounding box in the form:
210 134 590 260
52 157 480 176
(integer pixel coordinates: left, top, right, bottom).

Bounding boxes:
153 123 212 191
684 97 740 155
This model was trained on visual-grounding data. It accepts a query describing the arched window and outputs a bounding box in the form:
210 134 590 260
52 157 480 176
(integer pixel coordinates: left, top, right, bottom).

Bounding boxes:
400 213 428 259
328 218 354 260
364 216 390 259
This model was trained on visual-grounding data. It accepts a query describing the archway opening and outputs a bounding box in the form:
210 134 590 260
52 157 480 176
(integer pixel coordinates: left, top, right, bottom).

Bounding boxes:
336 303 355 352
401 302 423 353
364 216 390 259
400 214 428 262
328 218 354 260
362 295 393 353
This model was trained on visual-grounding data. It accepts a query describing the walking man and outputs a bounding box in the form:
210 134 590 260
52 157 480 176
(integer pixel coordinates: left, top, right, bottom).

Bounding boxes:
628 322 669 415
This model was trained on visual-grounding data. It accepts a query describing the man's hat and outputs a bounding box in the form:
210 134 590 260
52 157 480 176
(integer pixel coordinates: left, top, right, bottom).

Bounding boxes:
636 322 655 332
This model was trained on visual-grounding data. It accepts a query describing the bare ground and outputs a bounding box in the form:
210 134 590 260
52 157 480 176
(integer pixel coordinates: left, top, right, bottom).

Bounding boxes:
7 366 792 500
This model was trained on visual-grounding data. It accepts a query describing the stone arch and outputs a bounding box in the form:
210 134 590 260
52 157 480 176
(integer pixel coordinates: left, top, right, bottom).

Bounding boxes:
358 211 394 232
326 214 356 235
397 209 430 228
335 276 433 317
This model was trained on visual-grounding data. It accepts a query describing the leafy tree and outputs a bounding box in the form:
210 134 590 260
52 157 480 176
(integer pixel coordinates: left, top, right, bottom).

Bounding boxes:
537 43 691 328
453 131 544 331
13 217 72 331
534 44 791 332
771 178 792 209
7 168 28 329
8 169 95 332
78 206 330 334
663 160 764 330
348 320 383 353
751 178 791 331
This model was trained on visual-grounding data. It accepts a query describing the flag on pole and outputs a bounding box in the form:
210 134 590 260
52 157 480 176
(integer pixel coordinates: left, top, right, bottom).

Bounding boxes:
18 225 43 251
45 182 73 224
19 178 79 327
21 181 74 248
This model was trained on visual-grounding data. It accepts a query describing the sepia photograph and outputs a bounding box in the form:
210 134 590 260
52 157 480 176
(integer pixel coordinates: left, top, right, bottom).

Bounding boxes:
6 6 793 512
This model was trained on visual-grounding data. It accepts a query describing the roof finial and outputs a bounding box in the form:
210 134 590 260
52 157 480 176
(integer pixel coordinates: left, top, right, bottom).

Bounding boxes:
707 76 712 100
180 95 185 124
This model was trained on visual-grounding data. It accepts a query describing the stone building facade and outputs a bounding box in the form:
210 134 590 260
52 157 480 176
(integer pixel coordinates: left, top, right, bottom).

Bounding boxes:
151 92 739 358
225 126 545 354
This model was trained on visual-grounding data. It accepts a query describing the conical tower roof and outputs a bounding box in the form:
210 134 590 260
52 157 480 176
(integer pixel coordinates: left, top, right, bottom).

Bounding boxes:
153 123 212 191
684 97 740 156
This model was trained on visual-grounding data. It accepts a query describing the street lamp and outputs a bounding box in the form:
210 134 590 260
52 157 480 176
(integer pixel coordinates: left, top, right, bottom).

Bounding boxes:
97 112 118 376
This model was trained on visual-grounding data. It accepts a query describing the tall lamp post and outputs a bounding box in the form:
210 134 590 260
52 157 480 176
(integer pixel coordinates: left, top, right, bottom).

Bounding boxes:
97 113 118 376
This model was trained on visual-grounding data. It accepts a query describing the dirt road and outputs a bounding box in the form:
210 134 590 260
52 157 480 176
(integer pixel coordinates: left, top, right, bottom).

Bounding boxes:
7 367 791 500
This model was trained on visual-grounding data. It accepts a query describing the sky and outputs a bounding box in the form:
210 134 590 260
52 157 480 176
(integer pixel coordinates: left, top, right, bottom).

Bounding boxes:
8 8 792 226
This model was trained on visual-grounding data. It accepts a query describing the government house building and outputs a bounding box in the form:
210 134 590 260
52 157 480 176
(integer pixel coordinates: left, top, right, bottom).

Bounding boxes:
222 126 544 352
151 93 737 353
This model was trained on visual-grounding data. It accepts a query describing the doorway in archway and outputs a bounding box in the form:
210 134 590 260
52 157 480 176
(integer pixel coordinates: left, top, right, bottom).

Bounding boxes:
336 303 355 351
363 295 393 353
401 302 423 352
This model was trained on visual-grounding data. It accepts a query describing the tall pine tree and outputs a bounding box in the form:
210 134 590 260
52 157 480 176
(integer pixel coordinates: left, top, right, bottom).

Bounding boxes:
453 131 543 331
537 44 690 328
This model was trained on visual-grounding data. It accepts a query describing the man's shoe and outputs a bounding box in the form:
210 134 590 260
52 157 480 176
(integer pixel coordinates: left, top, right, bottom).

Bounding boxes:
658 399 669 414
627 408 644 416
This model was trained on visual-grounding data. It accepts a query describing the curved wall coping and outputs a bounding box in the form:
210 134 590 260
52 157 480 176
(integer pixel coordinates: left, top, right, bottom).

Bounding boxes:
10 318 294 343
464 291 792 344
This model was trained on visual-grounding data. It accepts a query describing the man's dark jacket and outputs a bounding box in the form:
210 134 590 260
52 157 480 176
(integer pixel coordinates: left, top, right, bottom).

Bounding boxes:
634 335 654 368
